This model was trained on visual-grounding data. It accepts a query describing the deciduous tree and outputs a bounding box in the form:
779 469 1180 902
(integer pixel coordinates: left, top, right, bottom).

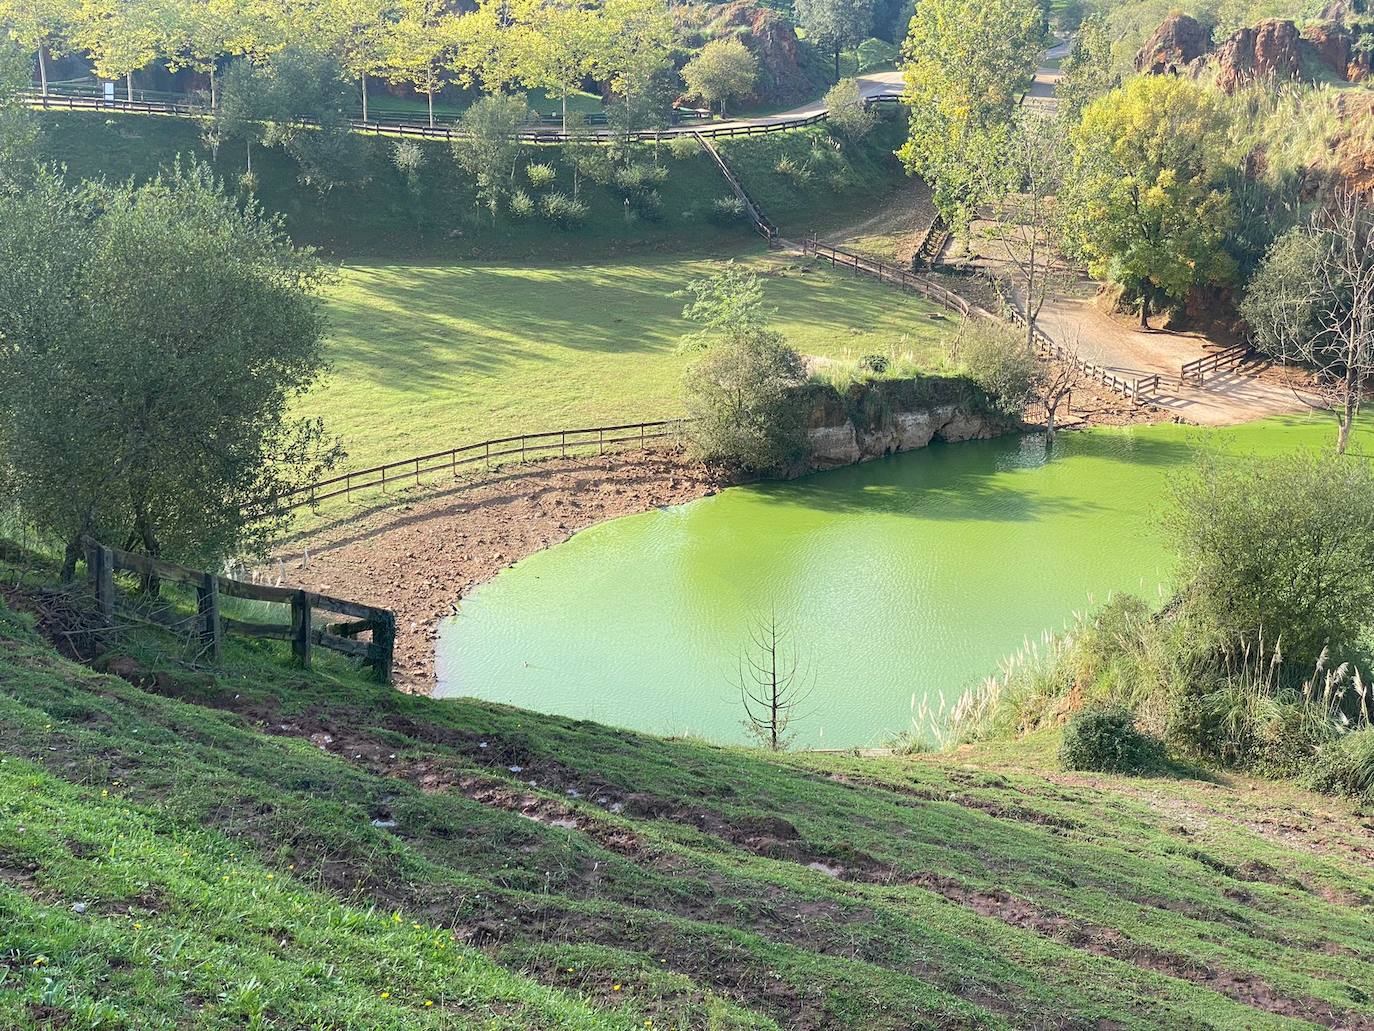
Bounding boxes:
1062 74 1235 328
681 37 757 117
796 0 873 81
73 0 163 100
451 92 531 219
0 0 78 96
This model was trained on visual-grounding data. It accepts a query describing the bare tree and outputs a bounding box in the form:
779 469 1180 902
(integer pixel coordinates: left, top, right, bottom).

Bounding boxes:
986 110 1073 350
1039 337 1079 445
1243 189 1374 454
735 610 815 751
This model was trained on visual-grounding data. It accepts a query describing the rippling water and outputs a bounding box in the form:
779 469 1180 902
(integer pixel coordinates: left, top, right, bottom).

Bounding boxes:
436 415 1347 747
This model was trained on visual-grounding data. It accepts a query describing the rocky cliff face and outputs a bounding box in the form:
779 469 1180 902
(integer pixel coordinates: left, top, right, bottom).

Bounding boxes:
676 2 825 107
1137 11 1372 92
794 376 1007 474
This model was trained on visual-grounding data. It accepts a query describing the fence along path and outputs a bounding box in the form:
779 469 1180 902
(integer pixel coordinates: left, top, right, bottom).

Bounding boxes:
83 537 396 681
801 239 1165 406
23 89 904 144
265 418 690 514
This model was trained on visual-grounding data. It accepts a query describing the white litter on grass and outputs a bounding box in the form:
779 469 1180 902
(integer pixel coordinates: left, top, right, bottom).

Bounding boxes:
370 818 397 829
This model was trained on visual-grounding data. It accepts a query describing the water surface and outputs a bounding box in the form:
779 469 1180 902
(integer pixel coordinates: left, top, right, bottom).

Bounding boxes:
436 416 1345 747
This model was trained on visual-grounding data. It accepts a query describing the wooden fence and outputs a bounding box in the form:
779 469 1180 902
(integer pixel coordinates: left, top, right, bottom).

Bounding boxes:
24 90 904 144
1001 299 1162 402
83 538 395 681
695 134 777 242
266 418 690 514
1179 344 1250 385
802 238 981 318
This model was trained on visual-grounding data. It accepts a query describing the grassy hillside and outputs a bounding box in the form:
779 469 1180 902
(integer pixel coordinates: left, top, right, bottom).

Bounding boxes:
35 112 912 260
313 251 953 471
3 577 1373 1030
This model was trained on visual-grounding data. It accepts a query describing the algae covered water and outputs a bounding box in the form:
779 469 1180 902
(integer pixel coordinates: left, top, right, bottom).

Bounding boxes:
436 416 1349 747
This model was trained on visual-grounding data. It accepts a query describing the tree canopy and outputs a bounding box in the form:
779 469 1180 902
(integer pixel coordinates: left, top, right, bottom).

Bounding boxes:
681 38 758 117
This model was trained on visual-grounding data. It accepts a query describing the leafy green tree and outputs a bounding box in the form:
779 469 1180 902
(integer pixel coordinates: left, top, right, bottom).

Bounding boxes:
514 0 605 130
0 164 341 575
72 0 163 100
1062 74 1235 328
681 37 757 117
326 0 395 122
1055 12 1118 125
451 92 531 219
823 77 875 141
0 39 37 183
0 0 78 96
795 0 874 81
1165 450 1374 664
684 330 807 474
384 0 465 127
160 0 243 109
679 262 773 348
601 0 674 137
897 0 1043 227
956 320 1037 415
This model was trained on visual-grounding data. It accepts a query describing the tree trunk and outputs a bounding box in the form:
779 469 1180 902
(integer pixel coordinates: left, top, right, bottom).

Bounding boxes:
1338 370 1358 454
246 138 252 176
127 71 135 102
361 71 368 122
209 65 217 109
60 534 83 583
37 46 49 96
834 45 841 81
561 91 568 132
1045 402 1057 446
427 90 434 128
1139 293 1150 329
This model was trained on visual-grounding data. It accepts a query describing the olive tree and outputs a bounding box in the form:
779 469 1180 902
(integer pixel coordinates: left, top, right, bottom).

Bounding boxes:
0 165 342 575
1241 191 1374 455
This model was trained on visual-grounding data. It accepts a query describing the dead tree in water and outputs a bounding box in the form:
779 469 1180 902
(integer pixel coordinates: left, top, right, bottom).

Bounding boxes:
736 610 815 751
1040 333 1081 446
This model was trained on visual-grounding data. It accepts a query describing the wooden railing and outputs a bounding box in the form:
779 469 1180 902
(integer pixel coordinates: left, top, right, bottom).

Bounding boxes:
1180 344 1250 385
802 238 982 318
695 133 777 242
24 90 905 144
1001 298 1162 402
911 213 950 271
83 538 395 681
266 418 690 514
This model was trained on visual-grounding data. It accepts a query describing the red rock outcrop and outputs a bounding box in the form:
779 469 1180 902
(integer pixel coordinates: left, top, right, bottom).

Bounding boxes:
675 2 823 107
1301 20 1352 78
1213 19 1305 92
1135 12 1211 74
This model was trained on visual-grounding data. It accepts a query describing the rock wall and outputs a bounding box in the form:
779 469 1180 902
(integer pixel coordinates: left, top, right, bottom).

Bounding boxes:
793 376 1008 474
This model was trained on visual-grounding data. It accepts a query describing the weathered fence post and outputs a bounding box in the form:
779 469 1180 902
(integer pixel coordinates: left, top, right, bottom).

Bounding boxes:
371 611 396 684
96 546 115 624
198 573 222 660
291 590 313 668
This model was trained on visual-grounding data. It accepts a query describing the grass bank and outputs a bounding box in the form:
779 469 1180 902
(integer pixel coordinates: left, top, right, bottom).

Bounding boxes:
313 251 955 471
2 576 1373 1029
36 112 911 260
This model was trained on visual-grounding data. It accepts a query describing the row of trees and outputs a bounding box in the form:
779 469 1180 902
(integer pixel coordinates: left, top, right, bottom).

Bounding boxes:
0 0 677 129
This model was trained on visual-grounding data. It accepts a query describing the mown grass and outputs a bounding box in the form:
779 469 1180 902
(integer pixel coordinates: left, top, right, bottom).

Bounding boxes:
312 251 954 471
2 576 1373 1030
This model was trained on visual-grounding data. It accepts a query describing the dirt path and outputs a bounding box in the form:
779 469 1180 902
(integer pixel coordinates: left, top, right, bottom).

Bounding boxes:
269 449 719 690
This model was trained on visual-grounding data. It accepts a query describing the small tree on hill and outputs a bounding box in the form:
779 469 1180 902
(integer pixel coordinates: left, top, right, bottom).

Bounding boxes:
795 0 874 81
452 93 532 220
0 164 342 576
736 610 815 751
1241 190 1374 455
681 38 757 118
824 77 876 142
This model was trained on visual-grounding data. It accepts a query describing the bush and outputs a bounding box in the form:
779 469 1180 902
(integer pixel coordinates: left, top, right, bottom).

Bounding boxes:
956 321 1036 415
1310 728 1374 800
774 155 814 187
509 188 536 218
710 195 747 224
1163 450 1374 666
684 330 808 474
539 191 588 228
859 353 889 374
1059 705 1165 774
525 162 556 189
824 78 878 142
667 135 701 160
391 140 425 178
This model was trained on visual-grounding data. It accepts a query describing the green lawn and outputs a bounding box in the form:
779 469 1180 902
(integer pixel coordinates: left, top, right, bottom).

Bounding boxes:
312 250 955 470
3 583 1373 1030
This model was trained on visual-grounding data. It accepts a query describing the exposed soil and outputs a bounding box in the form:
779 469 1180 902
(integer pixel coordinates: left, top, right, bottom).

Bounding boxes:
265 449 723 690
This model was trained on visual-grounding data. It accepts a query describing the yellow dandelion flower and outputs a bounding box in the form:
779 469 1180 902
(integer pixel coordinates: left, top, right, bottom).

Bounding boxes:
32 957 46 967
424 1000 434 1007
266 874 274 880
612 984 621 992
379 990 390 999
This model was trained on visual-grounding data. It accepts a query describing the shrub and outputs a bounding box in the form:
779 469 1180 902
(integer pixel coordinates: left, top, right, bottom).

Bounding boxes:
391 140 425 178
1059 705 1165 774
1163 450 1374 666
1310 728 1374 800
509 188 536 218
614 161 668 193
667 135 701 160
683 330 807 474
859 353 889 374
710 195 747 224
525 162 556 189
539 191 588 228
956 321 1037 415
825 78 878 142
774 155 814 187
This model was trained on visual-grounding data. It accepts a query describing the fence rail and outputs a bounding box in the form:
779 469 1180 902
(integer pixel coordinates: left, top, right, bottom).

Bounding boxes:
24 89 905 144
695 133 777 241
802 238 982 318
1002 300 1162 402
266 418 690 514
83 537 395 681
1180 344 1250 385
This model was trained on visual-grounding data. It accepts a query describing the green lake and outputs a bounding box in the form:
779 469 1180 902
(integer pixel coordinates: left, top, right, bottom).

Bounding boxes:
436 415 1352 748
